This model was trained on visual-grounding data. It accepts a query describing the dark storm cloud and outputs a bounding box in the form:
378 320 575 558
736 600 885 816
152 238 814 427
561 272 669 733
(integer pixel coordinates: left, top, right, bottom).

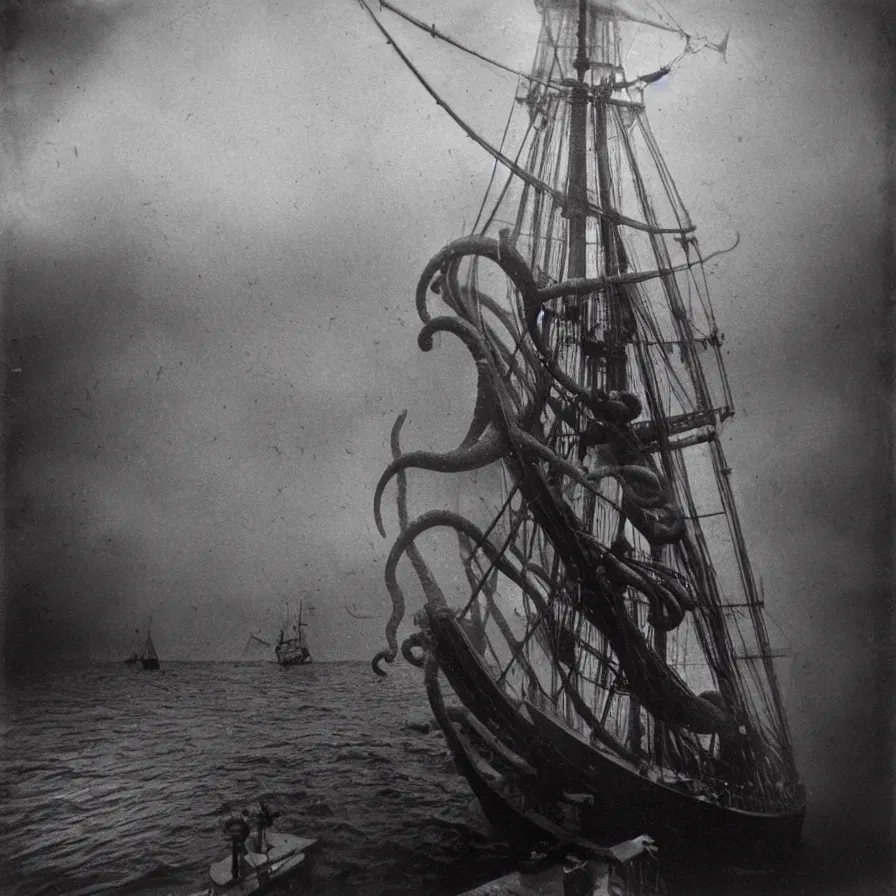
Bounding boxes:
0 217 449 668
0 0 482 668
0 0 127 171
0 0 144 675
4 236 153 670
1 0 111 55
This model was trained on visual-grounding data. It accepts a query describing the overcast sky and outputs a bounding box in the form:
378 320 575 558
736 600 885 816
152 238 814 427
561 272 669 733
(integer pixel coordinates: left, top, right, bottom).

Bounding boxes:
2 0 892 850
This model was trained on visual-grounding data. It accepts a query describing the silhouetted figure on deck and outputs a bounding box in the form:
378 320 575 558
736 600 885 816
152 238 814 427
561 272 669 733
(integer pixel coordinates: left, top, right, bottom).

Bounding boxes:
254 802 276 853
223 812 251 880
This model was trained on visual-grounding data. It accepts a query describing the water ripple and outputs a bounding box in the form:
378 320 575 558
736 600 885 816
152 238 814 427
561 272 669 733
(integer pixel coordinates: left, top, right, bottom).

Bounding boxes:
2 661 517 896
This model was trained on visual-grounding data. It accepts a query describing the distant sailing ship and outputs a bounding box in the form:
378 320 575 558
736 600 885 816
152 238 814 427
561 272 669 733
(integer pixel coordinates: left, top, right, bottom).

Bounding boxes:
126 622 160 670
365 0 804 879
276 601 313 667
140 630 160 670
248 602 313 667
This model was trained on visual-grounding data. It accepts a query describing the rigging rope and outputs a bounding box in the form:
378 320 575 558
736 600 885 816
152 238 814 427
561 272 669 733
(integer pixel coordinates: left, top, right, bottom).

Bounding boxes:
472 98 530 235
376 0 555 89
357 0 695 236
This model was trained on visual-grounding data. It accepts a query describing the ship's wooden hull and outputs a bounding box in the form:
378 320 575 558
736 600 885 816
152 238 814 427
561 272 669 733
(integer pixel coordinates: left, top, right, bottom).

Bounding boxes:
141 657 160 670
426 608 805 874
275 645 312 668
525 700 805 870
426 607 538 752
425 660 664 896
443 714 614 861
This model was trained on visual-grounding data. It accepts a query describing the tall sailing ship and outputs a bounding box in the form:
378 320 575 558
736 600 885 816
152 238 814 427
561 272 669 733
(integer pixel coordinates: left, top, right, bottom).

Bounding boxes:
245 601 313 667
247 602 313 666
275 600 313 667
364 0 804 877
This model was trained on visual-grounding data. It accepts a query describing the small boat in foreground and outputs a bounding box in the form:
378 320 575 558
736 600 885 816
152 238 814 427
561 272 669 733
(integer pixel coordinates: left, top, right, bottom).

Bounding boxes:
208 830 317 896
195 805 318 896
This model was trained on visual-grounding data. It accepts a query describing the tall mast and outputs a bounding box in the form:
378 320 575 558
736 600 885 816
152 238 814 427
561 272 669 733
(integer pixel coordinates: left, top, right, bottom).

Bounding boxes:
562 0 591 731
566 0 590 283
593 76 625 392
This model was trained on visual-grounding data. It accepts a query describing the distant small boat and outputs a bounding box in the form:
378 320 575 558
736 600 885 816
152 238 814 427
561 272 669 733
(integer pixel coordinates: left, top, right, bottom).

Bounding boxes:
124 653 139 665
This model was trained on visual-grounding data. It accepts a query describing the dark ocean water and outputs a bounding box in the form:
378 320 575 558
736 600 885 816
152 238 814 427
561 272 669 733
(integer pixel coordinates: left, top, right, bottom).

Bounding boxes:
2 660 890 896
1 661 517 896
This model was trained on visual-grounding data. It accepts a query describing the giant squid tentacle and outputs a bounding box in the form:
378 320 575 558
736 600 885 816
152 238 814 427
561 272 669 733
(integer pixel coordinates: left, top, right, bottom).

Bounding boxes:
388 510 638 757
547 395 581 433
415 233 539 327
373 315 510 538
375 311 600 538
434 267 541 445
438 263 543 381
442 282 524 450
514 426 661 513
401 630 428 667
622 494 686 545
378 513 462 672
579 533 690 632
372 411 449 677
394 329 610 508
577 425 686 543
434 256 472 319
415 233 597 412
601 552 686 632
374 422 508 537
417 316 598 511
416 233 667 431
435 286 523 452
615 468 668 510
426 330 668 519
430 265 544 422
626 556 696 613
475 454 737 734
